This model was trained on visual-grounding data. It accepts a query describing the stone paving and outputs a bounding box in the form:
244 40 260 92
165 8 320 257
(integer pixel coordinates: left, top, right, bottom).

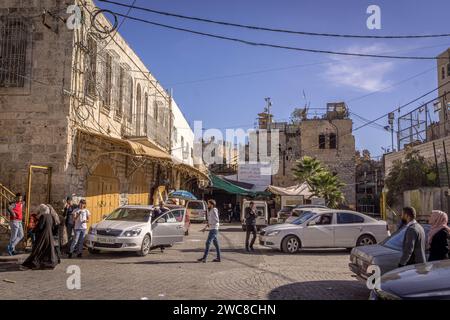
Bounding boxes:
0 223 370 300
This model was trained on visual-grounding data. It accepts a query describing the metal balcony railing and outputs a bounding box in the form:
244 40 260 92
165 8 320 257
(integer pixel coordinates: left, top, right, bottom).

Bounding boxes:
122 113 171 150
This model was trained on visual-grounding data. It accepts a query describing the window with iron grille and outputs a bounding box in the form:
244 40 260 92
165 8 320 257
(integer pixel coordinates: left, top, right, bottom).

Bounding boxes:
102 53 112 109
144 93 148 133
115 66 124 117
123 74 133 123
0 16 28 88
84 36 97 97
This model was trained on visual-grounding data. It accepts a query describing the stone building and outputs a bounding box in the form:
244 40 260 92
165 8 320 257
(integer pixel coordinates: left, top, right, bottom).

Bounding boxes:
258 102 356 207
0 0 208 226
437 48 450 138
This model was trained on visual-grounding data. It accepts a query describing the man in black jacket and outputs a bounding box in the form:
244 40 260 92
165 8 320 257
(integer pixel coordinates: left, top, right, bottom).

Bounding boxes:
245 202 257 252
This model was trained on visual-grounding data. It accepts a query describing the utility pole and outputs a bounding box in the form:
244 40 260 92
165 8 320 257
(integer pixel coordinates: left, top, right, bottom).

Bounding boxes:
388 112 395 152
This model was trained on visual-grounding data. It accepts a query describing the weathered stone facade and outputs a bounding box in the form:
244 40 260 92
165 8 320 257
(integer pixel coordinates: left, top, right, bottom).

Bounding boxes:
260 104 356 207
0 0 206 222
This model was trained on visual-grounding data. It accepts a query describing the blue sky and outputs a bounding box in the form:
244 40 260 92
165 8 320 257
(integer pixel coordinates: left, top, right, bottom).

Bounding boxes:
96 0 450 157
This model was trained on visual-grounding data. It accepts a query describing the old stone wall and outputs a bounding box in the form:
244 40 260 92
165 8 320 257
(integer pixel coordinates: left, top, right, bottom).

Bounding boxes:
0 0 75 210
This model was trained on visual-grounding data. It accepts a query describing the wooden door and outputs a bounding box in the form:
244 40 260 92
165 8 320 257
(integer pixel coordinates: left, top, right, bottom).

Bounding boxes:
86 163 120 226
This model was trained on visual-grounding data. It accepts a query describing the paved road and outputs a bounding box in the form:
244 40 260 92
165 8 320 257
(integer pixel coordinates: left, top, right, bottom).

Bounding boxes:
0 223 369 300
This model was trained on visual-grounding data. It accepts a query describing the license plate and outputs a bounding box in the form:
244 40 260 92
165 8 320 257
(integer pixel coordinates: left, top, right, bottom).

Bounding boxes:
97 237 115 244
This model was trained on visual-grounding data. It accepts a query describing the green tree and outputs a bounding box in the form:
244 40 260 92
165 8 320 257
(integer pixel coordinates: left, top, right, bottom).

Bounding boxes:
292 156 325 183
385 149 438 206
293 156 345 208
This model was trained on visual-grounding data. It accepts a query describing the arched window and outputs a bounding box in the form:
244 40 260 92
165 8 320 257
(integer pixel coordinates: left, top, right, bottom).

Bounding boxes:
442 66 446 80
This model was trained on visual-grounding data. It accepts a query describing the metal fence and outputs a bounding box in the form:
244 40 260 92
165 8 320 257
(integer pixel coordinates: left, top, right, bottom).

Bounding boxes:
122 113 171 149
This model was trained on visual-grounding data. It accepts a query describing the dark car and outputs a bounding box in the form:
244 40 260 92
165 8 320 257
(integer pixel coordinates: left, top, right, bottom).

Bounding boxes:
370 259 450 300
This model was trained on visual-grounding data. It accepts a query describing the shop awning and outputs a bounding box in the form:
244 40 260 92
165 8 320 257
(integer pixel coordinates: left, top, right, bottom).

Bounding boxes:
267 183 313 197
127 140 173 161
210 174 257 196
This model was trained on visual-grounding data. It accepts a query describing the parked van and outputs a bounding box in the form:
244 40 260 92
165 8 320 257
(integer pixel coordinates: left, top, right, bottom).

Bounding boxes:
186 200 207 223
241 200 269 231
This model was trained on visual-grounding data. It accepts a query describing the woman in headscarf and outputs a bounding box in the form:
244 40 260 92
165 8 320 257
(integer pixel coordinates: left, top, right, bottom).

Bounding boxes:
22 204 60 270
427 210 450 262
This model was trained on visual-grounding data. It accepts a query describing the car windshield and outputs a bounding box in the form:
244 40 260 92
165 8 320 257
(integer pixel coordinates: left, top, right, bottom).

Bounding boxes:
290 211 316 225
381 227 407 251
280 207 293 212
187 202 204 210
106 208 151 222
382 224 431 251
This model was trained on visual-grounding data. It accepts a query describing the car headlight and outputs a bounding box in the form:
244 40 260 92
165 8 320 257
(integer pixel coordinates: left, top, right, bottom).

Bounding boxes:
88 227 96 235
266 230 280 237
123 228 142 237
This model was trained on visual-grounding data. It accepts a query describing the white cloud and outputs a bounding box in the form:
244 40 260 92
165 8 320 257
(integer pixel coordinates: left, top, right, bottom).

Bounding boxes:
324 44 395 92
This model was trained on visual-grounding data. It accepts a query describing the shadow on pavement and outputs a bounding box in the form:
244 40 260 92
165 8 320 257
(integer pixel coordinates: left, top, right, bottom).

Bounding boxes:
268 280 370 300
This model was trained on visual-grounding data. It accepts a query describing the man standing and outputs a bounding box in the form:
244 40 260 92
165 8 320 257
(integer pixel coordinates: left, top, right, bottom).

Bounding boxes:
7 193 24 256
69 199 90 258
398 206 426 267
63 196 77 250
197 199 221 263
245 201 257 252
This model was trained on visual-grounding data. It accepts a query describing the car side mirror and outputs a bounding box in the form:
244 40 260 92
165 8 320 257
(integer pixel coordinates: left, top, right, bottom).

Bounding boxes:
308 221 316 226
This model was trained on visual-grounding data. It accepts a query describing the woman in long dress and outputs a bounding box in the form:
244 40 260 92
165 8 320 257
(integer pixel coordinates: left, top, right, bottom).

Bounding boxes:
22 204 60 270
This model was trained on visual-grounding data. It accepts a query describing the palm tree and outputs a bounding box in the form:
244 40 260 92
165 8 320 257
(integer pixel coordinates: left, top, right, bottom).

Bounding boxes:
293 156 345 208
308 172 344 208
292 156 325 184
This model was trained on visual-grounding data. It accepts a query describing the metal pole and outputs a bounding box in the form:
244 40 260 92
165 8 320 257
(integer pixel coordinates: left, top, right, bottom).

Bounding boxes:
433 142 441 187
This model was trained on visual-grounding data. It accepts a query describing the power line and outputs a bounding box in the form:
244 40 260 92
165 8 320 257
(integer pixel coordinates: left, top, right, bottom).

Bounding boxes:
103 10 445 61
353 80 450 131
99 0 450 40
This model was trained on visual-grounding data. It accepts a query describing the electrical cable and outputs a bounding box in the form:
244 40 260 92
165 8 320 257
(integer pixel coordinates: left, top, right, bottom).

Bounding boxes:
99 0 450 40
103 10 445 60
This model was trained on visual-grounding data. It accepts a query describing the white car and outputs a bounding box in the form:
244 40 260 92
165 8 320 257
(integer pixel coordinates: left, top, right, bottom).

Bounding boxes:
259 209 390 254
86 205 186 256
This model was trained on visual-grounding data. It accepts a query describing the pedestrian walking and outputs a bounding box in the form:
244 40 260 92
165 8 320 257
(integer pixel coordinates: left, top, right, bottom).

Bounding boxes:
234 203 241 222
27 211 39 249
7 193 25 256
427 210 450 262
22 204 60 270
244 201 257 252
226 203 233 223
68 199 90 258
398 206 426 267
197 199 221 263
62 196 77 251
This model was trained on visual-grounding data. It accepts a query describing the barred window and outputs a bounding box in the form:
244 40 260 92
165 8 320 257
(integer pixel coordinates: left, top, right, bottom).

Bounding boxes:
0 16 28 88
144 93 148 132
127 76 133 123
153 101 159 121
115 66 124 117
84 36 97 97
102 53 112 108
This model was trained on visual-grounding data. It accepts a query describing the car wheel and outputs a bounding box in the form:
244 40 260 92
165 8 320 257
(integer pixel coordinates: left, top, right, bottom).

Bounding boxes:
137 234 151 256
88 248 100 254
356 234 376 247
281 235 300 254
